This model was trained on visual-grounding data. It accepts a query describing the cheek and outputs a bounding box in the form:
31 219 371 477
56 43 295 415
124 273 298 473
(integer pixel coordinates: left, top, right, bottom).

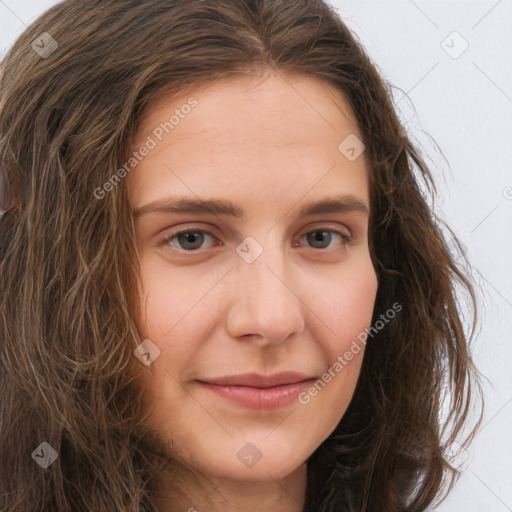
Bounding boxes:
302 266 377 435
133 261 205 401
318 258 378 353
135 256 207 339
296 257 377 410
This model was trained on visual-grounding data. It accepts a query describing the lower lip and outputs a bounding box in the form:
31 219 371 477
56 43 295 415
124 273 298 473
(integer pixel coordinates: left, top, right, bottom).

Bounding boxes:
197 379 315 410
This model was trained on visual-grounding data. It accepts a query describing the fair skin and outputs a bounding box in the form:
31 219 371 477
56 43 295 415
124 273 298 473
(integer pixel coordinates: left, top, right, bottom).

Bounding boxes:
128 70 378 512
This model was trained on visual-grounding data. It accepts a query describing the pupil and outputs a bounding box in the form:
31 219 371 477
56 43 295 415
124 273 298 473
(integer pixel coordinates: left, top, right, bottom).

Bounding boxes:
179 232 203 250
308 231 330 248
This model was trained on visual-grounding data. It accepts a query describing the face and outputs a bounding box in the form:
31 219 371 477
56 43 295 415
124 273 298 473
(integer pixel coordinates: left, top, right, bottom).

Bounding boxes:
128 70 378 484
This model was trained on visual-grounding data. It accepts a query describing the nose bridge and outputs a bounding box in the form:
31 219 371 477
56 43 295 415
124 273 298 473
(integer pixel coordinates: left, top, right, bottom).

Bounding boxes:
225 234 305 342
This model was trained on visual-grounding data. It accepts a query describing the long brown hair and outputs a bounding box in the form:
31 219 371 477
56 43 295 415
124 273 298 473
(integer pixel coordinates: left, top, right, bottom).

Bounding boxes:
0 0 483 510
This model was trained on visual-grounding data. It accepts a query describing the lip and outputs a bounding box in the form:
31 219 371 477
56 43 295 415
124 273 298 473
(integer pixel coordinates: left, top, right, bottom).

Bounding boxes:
201 371 315 388
196 372 316 410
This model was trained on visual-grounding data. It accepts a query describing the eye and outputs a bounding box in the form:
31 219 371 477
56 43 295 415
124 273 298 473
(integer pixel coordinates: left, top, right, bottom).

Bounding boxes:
159 229 219 252
158 227 352 253
298 229 352 250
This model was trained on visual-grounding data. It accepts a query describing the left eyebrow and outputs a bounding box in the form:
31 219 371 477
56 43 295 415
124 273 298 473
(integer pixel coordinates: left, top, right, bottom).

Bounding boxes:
298 195 369 217
132 194 369 218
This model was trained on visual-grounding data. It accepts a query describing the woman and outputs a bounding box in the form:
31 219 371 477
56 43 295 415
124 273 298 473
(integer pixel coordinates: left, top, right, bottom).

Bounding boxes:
0 0 483 510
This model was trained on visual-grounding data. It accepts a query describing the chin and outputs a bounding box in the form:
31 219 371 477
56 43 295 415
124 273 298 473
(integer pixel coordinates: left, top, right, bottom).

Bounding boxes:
190 435 310 482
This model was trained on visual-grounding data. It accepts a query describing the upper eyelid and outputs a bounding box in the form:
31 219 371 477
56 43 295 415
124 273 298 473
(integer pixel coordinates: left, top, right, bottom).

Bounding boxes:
161 222 353 239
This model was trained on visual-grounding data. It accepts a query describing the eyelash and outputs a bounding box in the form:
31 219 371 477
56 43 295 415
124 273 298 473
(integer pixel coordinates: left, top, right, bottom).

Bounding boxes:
158 227 353 253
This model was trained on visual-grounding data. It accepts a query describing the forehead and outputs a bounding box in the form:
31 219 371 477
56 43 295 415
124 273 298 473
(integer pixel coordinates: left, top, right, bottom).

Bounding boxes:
128 71 370 212
134 70 362 146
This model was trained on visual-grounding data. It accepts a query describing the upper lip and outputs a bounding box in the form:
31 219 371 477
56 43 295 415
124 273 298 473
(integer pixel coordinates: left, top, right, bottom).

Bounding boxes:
199 372 316 388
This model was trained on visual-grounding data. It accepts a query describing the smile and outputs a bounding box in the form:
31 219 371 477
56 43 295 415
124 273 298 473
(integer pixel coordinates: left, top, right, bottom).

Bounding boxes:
196 375 316 410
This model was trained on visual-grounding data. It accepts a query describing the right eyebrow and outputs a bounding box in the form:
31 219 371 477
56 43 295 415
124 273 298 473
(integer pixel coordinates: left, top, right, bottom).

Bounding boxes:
133 196 245 218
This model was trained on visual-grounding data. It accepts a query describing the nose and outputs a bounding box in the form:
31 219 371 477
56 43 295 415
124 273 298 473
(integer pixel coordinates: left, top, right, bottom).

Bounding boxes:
225 238 306 345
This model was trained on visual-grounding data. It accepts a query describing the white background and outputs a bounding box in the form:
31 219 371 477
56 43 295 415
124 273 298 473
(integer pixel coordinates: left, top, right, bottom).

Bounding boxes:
1 1 511 510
